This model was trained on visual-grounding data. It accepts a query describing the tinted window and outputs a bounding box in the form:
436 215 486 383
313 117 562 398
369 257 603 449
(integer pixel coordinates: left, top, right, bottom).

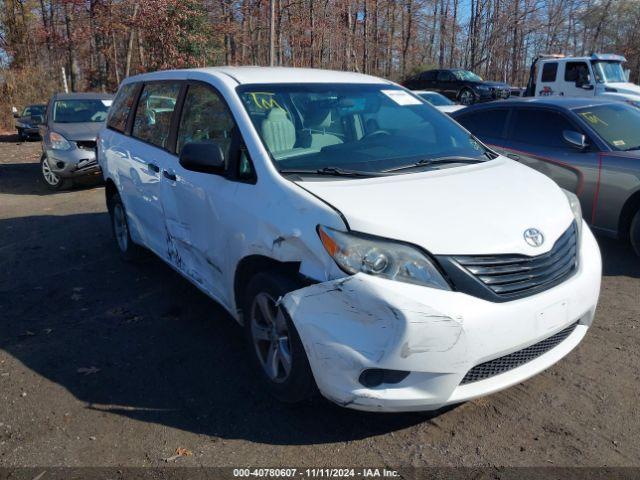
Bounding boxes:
564 62 590 84
177 84 237 160
420 71 437 81
107 83 138 133
437 71 454 82
541 62 558 82
132 82 181 149
575 104 640 151
53 99 111 123
455 109 508 139
511 109 576 148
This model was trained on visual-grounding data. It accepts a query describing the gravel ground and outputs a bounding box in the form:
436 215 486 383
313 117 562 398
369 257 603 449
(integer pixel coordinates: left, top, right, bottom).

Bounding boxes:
0 135 638 468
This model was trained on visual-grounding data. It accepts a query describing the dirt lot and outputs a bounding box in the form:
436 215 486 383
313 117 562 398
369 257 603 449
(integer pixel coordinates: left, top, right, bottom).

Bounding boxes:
0 135 639 468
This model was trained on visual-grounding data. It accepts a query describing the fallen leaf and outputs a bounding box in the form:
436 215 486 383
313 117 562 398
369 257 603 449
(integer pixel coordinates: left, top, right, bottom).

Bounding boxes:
162 447 193 462
77 367 100 375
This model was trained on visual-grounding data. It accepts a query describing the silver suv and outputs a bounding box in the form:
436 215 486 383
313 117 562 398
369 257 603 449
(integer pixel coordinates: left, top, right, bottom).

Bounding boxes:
39 92 113 190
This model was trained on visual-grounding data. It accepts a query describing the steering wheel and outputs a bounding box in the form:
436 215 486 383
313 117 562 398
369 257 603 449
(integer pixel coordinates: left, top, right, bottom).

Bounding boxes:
361 130 391 141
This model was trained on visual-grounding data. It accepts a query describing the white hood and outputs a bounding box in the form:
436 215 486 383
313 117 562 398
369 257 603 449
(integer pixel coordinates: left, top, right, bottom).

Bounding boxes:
601 82 640 100
298 157 574 256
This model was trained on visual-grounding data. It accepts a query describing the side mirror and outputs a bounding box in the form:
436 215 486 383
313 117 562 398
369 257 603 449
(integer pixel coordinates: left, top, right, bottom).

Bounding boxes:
179 141 226 174
563 130 588 150
13 112 20 118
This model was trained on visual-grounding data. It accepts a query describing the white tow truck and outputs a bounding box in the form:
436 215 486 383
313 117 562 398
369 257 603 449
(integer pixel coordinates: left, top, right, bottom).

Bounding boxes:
524 53 640 107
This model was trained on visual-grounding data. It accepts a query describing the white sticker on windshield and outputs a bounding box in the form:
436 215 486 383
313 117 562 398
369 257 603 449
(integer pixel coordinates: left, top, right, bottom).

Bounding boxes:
101 100 113 107
613 140 626 146
381 90 422 106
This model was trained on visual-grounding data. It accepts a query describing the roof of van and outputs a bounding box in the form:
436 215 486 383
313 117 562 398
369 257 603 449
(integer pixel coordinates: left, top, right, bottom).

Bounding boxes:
125 66 393 85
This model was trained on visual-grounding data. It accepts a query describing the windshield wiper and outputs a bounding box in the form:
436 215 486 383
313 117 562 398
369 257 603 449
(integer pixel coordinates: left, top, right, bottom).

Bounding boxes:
383 155 487 173
280 166 386 177
623 145 640 151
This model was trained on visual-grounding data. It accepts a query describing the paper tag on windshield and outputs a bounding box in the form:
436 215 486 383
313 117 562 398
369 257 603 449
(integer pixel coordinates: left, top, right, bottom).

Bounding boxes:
101 100 113 107
613 140 626 147
381 90 422 106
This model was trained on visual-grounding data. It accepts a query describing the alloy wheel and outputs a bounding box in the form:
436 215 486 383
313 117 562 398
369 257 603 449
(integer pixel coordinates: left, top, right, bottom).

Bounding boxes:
460 90 475 105
41 156 61 186
250 292 292 383
113 203 129 252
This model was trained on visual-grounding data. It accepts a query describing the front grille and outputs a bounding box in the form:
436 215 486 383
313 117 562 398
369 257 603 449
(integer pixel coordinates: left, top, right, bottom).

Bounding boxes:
76 140 96 150
460 322 578 384
451 222 577 299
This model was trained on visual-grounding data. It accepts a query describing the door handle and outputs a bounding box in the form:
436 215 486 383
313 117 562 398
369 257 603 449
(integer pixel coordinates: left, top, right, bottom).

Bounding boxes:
163 170 177 181
148 163 160 173
506 153 520 161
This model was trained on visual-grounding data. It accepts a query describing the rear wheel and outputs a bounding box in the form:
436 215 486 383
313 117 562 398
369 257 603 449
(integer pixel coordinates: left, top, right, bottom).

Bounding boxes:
108 192 144 261
17 128 25 142
458 88 476 106
243 272 316 403
40 154 70 190
630 209 640 257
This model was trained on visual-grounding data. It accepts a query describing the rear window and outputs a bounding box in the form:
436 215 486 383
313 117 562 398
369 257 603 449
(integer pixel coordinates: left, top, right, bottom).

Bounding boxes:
541 62 558 82
107 83 139 133
510 109 576 148
455 109 508 139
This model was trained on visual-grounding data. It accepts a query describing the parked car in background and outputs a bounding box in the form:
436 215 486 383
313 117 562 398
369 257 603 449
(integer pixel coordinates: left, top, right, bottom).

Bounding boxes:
414 90 465 114
452 97 640 256
403 68 511 105
39 92 113 190
525 53 640 107
14 104 46 141
99 67 600 412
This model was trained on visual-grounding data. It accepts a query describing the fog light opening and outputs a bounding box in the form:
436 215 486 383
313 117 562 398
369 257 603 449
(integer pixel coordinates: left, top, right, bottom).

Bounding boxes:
359 369 410 388
56 161 65 169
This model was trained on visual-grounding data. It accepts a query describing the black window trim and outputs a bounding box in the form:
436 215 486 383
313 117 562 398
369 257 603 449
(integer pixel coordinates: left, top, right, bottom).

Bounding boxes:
505 106 595 150
172 79 257 184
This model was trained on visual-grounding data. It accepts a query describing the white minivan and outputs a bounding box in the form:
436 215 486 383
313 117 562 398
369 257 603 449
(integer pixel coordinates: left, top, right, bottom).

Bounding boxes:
98 67 602 412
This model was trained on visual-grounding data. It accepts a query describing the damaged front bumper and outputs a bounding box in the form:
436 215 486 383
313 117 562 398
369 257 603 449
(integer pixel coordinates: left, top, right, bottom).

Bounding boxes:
281 226 601 412
46 146 100 179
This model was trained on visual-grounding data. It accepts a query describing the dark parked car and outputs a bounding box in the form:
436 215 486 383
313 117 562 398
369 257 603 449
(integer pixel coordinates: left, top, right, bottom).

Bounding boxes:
403 69 511 105
14 104 46 141
39 92 113 190
452 97 640 255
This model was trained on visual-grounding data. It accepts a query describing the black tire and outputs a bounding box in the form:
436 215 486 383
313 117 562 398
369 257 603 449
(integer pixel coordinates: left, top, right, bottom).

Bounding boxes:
107 191 144 262
630 209 640 257
458 88 476 106
243 272 317 403
40 153 71 191
17 129 25 142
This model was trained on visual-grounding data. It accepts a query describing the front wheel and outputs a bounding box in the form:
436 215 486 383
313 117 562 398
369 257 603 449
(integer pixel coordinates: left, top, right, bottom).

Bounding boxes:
630 209 640 257
458 88 476 106
17 129 25 142
40 154 70 190
243 272 316 403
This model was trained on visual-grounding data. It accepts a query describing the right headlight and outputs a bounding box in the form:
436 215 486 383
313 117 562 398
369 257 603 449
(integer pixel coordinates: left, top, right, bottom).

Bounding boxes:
317 225 450 290
562 189 583 244
48 131 72 151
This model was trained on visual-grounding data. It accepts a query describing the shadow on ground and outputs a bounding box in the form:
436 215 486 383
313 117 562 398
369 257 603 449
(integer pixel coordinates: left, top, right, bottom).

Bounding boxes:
0 213 445 446
0 161 103 195
598 235 640 279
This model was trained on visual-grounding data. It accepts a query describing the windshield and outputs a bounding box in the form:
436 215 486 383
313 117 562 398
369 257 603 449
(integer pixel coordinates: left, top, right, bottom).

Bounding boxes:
592 61 627 83
575 103 640 151
453 70 483 82
418 92 454 106
22 105 45 117
53 99 110 123
238 83 488 174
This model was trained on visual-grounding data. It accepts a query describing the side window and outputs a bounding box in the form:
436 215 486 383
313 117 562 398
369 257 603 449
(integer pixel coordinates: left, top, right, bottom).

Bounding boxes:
541 62 558 82
420 71 437 82
564 62 590 84
107 83 138 133
510 109 577 148
456 109 508 140
437 71 452 82
132 82 181 148
176 84 237 161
